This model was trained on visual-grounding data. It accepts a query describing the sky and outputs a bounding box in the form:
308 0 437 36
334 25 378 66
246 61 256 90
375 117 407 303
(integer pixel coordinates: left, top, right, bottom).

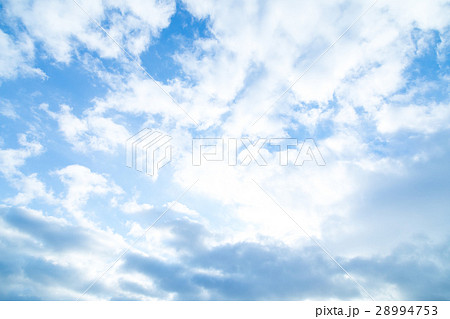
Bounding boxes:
0 0 449 301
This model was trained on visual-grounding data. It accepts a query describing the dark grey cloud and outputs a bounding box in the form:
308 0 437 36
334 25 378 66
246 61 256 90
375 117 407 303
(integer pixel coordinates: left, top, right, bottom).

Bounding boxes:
120 219 363 300
0 254 88 300
188 243 360 300
1 206 450 300
347 242 450 300
1 206 90 251
122 245 360 301
0 206 112 300
119 216 450 300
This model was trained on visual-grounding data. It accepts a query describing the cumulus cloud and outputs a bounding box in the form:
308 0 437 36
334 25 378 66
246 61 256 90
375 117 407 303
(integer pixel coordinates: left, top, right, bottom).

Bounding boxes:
3 0 176 64
0 206 129 300
376 103 450 134
161 0 450 241
0 30 46 81
164 201 199 217
112 197 154 214
0 134 43 177
2 205 449 300
55 164 123 213
5 173 55 206
41 103 130 153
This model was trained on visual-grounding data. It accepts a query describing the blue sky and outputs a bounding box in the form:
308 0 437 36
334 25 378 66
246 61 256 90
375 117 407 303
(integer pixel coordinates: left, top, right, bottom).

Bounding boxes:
0 0 449 300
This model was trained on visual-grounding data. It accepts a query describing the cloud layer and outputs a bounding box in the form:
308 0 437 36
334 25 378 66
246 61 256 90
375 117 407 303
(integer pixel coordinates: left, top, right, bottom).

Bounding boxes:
0 0 449 300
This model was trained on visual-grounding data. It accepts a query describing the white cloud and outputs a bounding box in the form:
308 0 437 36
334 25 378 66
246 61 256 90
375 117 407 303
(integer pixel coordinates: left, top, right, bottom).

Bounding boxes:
0 30 46 81
0 134 43 177
43 0 449 253
55 164 123 213
6 173 55 206
0 134 56 206
0 98 19 119
376 103 450 134
158 0 450 247
176 0 450 136
3 0 175 64
164 201 199 217
42 103 130 153
115 198 154 214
